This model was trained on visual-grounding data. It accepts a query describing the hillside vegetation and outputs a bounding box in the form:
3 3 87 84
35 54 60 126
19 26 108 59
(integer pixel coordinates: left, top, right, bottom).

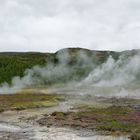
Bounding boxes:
0 52 52 84
0 48 139 84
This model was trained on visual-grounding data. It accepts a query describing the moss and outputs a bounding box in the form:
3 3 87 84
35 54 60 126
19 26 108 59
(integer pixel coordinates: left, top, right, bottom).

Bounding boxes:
97 121 139 132
39 104 140 136
11 101 58 110
0 92 62 111
76 106 132 119
51 112 67 117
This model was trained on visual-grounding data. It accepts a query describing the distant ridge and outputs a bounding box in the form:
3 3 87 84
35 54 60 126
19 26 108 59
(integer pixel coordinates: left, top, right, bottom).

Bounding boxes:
0 47 140 55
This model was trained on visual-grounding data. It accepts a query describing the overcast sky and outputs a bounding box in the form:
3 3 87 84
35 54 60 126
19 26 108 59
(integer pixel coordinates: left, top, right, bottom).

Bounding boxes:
0 0 140 52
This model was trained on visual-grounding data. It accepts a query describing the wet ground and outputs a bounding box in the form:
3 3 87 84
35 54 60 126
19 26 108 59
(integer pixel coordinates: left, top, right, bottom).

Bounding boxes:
0 85 139 140
0 105 129 140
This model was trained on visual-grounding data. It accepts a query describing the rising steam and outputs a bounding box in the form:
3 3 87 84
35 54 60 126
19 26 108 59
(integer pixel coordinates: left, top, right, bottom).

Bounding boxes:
0 49 140 96
82 54 140 87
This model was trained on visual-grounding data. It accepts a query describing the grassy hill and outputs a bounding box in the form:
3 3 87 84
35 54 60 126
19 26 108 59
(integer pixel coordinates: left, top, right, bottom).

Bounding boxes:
0 52 53 84
0 48 139 84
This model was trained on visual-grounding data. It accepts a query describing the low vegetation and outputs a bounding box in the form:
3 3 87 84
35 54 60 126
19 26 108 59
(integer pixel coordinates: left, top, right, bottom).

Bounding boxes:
38 99 140 139
0 48 122 84
0 92 62 111
0 52 50 84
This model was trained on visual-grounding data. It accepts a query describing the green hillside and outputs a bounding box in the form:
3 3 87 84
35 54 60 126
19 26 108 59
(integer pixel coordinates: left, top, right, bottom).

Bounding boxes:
0 48 139 84
0 52 52 84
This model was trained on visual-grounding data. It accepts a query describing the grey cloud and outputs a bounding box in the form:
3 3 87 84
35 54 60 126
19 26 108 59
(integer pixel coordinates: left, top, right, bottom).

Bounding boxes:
0 0 140 52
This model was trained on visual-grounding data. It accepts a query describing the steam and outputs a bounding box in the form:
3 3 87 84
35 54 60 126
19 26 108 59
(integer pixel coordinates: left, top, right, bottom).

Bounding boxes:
81 54 140 87
0 49 140 96
0 49 95 93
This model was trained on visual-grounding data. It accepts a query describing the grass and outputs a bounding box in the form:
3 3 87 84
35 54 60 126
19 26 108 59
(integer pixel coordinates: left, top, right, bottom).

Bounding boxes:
0 91 62 111
0 48 121 84
76 106 140 133
39 104 140 139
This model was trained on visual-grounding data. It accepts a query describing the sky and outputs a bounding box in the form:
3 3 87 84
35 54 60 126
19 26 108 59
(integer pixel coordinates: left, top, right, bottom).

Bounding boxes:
0 0 140 52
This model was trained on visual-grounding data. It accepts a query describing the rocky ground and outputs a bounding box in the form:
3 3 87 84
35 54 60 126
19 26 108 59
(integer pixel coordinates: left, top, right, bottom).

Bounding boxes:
0 89 139 140
37 97 140 139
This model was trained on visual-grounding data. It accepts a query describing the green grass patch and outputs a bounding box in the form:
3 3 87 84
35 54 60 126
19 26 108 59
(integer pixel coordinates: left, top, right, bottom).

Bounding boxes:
97 121 140 132
42 104 140 136
0 92 62 111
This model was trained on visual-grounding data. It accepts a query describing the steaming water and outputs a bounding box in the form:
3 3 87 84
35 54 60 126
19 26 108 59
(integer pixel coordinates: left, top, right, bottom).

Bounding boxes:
0 123 129 140
0 123 20 132
32 127 129 140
